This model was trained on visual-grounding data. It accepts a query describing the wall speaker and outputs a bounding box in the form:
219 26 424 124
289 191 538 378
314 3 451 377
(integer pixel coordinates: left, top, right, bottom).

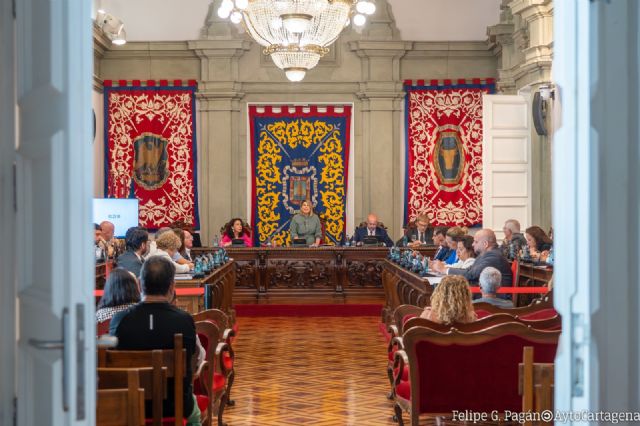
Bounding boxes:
532 92 548 136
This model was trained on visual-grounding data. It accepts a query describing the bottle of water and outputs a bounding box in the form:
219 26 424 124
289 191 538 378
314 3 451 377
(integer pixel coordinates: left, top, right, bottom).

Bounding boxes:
344 234 351 247
402 235 408 247
546 247 554 266
212 235 219 247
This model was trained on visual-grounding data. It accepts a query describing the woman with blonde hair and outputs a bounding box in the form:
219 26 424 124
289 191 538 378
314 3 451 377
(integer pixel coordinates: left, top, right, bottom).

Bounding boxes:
154 231 193 273
289 199 322 247
420 275 477 324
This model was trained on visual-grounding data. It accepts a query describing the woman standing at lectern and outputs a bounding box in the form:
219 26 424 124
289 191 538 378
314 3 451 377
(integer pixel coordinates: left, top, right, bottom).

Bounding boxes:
290 200 322 247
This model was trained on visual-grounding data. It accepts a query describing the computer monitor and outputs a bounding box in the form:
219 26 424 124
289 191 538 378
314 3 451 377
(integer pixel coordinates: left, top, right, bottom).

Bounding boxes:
93 198 140 238
362 235 380 246
292 238 307 247
231 238 246 247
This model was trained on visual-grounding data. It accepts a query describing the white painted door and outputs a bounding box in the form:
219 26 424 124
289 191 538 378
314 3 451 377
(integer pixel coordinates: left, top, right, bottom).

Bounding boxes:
14 0 95 425
0 0 17 424
482 94 532 241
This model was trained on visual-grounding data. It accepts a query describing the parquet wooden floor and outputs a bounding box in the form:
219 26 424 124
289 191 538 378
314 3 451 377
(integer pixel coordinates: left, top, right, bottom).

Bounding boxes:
223 315 399 426
223 315 502 426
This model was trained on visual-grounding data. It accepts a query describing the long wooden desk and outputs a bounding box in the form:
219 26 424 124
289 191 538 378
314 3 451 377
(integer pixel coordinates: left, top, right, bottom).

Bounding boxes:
382 259 435 324
192 246 437 305
94 260 236 318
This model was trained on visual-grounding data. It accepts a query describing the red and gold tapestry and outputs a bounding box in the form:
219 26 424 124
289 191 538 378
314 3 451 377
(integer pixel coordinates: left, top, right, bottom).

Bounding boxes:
104 80 199 229
404 79 495 227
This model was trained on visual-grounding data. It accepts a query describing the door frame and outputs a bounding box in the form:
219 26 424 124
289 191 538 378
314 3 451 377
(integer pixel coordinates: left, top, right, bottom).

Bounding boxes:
0 0 17 423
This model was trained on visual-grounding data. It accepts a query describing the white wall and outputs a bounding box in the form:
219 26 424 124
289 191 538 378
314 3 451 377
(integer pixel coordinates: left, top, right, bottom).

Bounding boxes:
94 0 501 42
388 0 502 41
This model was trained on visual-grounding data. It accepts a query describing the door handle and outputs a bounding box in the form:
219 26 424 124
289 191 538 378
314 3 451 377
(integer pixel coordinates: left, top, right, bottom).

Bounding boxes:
27 307 69 412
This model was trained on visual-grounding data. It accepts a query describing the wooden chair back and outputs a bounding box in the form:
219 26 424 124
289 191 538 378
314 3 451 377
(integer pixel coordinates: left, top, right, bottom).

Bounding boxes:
98 334 186 426
195 320 230 426
519 346 555 426
397 322 559 425
97 368 145 426
403 313 561 334
474 293 555 317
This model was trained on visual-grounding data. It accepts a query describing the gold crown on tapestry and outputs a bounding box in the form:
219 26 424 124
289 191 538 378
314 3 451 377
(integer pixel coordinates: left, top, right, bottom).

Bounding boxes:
291 158 309 168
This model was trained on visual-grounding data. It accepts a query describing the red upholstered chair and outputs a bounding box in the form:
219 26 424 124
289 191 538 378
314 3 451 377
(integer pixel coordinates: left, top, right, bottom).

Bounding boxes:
98 334 207 426
97 319 111 336
192 309 236 407
194 320 230 426
392 322 559 426
386 305 424 398
511 259 520 286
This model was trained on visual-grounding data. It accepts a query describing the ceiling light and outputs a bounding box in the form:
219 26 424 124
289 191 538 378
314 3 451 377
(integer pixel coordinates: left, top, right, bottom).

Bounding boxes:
230 11 243 24
112 28 127 45
235 0 249 10
285 68 306 82
281 13 312 33
218 0 371 82
218 6 232 19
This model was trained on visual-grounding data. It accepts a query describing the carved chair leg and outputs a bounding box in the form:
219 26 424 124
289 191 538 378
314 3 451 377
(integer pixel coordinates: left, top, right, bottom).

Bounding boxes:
393 403 404 425
226 370 236 406
216 391 228 426
386 366 395 400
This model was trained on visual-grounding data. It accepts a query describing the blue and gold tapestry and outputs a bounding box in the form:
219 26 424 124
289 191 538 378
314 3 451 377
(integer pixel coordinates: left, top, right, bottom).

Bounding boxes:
249 105 352 246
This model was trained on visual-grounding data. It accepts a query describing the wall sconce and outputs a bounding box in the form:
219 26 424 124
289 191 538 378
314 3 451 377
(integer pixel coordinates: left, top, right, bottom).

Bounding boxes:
96 9 127 46
538 84 555 101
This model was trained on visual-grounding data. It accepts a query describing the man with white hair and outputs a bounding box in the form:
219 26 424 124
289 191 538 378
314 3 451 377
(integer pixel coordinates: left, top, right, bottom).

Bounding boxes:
500 219 527 258
473 267 514 308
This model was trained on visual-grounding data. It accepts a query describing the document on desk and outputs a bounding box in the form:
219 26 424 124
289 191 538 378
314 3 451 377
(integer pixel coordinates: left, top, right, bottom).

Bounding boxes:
174 273 194 280
427 276 444 286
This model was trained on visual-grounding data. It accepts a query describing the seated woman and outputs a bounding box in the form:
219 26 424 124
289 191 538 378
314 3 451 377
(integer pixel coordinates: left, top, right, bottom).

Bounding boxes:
153 231 193 273
443 226 466 264
432 235 476 272
289 199 322 247
220 218 253 247
525 225 553 262
96 268 140 322
420 275 477 324
171 228 192 265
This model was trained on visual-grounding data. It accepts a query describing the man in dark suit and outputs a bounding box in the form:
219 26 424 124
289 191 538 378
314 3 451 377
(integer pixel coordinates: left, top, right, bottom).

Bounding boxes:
397 214 435 248
116 227 149 278
430 227 451 260
352 213 394 247
446 229 513 287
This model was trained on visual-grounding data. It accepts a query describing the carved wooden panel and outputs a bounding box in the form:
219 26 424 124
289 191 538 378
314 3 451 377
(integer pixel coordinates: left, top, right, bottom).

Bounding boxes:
267 260 334 289
234 260 258 289
345 259 384 288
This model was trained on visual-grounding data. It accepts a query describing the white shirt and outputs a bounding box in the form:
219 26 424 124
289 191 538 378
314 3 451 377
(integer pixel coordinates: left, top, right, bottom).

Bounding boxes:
447 257 476 270
151 248 191 274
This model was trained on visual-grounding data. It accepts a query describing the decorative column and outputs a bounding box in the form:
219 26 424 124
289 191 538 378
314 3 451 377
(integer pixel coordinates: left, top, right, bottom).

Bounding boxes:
349 40 410 239
189 38 251 245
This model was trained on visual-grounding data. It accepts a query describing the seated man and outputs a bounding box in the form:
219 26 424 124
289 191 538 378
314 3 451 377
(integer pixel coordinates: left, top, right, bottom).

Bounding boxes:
397 214 434 248
100 220 116 258
116 227 148 278
352 213 394 247
500 219 527 258
109 257 201 425
445 229 513 289
473 267 514 308
431 227 451 261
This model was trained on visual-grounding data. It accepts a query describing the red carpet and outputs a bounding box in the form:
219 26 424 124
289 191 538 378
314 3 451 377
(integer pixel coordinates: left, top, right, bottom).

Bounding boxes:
235 304 383 317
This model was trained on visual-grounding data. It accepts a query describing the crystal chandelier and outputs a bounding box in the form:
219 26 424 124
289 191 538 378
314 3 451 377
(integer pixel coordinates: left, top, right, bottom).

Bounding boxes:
217 0 376 82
